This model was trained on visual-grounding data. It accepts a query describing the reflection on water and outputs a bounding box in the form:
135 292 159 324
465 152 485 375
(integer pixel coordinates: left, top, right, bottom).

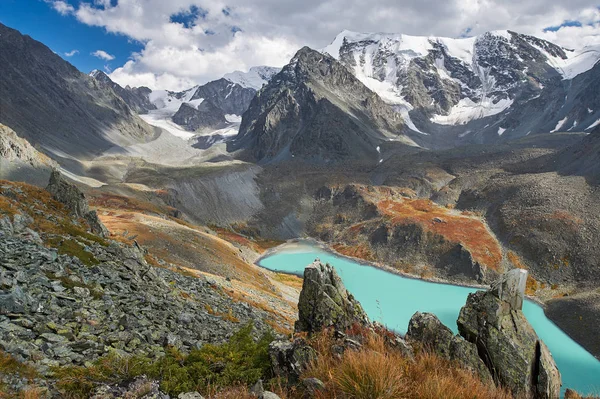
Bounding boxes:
258 242 600 396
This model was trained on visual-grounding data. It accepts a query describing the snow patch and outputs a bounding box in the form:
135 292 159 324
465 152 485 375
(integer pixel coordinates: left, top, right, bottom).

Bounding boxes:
225 114 242 123
431 97 513 125
223 66 280 90
550 117 568 133
497 127 506 136
586 118 600 130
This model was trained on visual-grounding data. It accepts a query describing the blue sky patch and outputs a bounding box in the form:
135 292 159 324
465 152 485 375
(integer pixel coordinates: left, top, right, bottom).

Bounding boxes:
170 5 207 29
0 0 142 74
543 20 583 32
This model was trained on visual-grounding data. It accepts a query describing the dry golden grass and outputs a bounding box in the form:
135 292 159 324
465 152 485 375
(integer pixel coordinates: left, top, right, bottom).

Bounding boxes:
302 329 513 399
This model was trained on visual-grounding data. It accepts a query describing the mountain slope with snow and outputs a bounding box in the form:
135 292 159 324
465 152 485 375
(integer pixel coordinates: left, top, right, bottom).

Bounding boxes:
322 29 600 144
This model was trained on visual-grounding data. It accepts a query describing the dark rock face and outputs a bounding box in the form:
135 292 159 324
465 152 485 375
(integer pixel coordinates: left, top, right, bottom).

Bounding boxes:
46 170 89 218
295 260 369 334
230 46 413 163
268 339 316 383
46 170 109 237
457 269 561 398
0 23 152 159
90 70 156 114
172 101 228 132
191 78 257 116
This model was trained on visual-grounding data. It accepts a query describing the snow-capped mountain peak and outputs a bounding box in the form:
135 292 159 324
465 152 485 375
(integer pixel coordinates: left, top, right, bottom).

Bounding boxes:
322 29 600 130
223 66 280 90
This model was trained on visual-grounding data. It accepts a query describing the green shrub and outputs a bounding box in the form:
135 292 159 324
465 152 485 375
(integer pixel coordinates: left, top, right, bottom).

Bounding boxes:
53 322 274 398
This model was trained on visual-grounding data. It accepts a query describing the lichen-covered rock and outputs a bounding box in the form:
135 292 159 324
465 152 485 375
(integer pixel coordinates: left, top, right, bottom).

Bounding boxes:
90 375 168 398
268 339 316 383
84 210 109 238
406 312 454 358
178 392 205 399
457 269 561 398
295 260 369 334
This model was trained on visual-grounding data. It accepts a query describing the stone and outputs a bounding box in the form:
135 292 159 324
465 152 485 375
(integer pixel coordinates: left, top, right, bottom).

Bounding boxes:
490 268 527 310
457 270 561 398
250 379 264 396
269 339 316 383
406 312 453 358
259 392 281 399
178 393 205 399
0 286 30 314
295 260 369 334
448 335 493 383
84 210 109 238
406 312 491 382
301 377 326 396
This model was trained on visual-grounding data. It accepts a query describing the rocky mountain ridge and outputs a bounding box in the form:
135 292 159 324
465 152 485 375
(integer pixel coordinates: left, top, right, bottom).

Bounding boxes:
0 23 154 160
323 29 600 145
229 46 420 163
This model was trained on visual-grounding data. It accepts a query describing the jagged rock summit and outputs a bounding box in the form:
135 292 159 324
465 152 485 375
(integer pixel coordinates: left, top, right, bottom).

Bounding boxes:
230 46 419 163
295 260 369 334
458 269 561 398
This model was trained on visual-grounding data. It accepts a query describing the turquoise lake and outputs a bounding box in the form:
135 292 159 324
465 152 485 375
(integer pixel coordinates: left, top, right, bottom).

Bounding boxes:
257 241 600 396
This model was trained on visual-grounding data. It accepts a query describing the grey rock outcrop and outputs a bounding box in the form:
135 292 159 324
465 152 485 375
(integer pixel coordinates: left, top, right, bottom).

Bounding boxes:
406 312 492 383
489 268 527 310
90 70 156 114
457 269 561 398
295 260 369 334
0 124 57 186
172 100 228 132
268 339 316 383
45 170 109 237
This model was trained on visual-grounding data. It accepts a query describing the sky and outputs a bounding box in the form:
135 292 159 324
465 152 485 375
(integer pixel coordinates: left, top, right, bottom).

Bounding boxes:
1 0 600 91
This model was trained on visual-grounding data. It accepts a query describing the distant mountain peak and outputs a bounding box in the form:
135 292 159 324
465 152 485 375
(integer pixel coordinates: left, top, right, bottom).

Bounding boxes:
223 66 280 89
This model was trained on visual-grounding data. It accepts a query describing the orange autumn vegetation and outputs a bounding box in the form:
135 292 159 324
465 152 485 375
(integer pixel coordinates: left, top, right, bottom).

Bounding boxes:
377 198 502 271
332 243 375 262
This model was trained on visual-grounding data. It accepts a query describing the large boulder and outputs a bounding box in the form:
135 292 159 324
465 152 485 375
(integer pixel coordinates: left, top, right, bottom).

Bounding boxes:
268 339 316 383
457 269 561 398
406 312 492 383
46 169 89 218
46 170 109 237
295 260 369 334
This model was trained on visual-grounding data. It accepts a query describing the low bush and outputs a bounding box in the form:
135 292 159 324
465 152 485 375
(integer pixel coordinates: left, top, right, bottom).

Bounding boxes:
52 322 274 398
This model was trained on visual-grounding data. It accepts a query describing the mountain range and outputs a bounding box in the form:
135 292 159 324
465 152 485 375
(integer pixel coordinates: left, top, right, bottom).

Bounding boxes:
1 20 600 371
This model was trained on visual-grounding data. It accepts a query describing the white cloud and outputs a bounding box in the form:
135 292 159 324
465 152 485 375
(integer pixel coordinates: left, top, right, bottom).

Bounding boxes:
49 0 75 16
46 0 600 90
91 50 116 61
64 49 79 57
